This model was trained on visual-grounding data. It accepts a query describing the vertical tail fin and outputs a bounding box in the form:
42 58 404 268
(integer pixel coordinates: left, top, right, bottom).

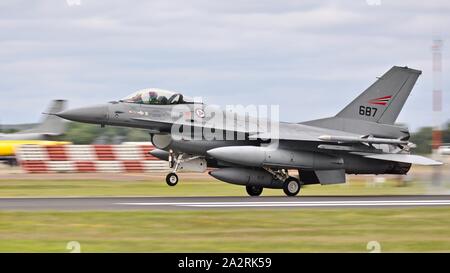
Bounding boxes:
21 100 68 136
336 66 421 124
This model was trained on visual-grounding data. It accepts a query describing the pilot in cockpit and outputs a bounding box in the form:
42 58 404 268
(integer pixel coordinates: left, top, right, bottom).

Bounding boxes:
121 88 195 105
148 91 158 104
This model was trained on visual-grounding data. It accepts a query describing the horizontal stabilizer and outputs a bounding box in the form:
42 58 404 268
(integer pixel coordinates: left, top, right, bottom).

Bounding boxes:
362 154 443 166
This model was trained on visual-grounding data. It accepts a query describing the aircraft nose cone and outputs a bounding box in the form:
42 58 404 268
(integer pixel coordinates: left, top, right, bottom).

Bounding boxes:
56 104 109 123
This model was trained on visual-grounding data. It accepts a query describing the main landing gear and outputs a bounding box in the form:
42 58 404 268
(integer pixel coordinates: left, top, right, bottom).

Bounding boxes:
283 177 301 197
244 176 301 197
246 185 264 196
249 167 302 197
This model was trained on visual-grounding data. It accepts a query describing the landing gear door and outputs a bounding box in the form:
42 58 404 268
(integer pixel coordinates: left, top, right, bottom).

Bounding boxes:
178 158 207 173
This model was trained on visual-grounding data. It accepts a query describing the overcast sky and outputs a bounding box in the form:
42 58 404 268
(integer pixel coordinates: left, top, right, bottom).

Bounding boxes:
0 0 449 131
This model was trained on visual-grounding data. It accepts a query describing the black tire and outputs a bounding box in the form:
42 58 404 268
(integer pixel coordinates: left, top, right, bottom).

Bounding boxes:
166 173 179 186
246 185 263 196
283 177 301 197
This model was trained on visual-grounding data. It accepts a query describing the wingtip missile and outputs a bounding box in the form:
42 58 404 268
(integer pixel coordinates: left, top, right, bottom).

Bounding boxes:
318 135 411 145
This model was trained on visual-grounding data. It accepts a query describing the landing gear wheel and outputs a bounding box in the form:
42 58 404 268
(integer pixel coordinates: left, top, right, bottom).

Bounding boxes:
283 177 301 197
246 185 263 197
166 173 179 186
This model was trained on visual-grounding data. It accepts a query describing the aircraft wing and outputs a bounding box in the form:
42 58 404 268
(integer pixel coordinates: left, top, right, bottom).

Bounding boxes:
353 153 443 166
133 114 391 144
133 112 414 147
249 122 362 142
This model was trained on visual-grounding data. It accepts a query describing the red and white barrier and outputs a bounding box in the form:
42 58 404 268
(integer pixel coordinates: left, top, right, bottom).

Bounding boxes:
16 143 171 173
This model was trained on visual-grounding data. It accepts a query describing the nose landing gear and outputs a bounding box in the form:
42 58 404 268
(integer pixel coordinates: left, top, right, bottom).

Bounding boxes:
164 151 207 187
165 152 183 187
166 172 179 186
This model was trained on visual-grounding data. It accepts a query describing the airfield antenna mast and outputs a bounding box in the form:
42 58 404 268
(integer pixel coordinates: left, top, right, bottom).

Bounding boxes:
431 38 443 151
431 38 444 188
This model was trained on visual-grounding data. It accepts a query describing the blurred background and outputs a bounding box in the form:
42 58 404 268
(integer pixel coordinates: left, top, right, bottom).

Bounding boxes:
0 0 448 197
0 0 450 253
0 0 449 194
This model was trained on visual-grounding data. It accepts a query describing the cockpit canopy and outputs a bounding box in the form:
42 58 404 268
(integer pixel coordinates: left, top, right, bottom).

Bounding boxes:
121 88 194 105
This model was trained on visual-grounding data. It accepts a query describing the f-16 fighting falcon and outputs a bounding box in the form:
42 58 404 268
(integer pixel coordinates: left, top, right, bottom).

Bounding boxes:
55 66 442 196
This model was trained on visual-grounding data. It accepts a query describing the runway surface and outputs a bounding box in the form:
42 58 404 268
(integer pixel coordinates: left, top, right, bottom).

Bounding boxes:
1 195 450 211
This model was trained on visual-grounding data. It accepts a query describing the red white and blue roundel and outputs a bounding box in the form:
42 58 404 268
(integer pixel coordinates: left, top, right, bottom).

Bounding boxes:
195 108 205 118
368 95 392 106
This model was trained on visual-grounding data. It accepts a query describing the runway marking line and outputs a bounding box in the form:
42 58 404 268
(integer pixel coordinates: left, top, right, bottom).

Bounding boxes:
116 200 450 208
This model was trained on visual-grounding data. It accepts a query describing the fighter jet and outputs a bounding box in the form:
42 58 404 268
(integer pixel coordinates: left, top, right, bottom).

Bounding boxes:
0 100 67 141
0 100 68 165
55 66 442 196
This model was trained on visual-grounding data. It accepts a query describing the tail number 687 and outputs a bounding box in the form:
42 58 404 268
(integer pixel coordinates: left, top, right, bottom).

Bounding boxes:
359 106 377 117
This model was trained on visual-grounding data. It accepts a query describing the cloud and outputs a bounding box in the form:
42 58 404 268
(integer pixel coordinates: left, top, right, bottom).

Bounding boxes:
0 0 449 130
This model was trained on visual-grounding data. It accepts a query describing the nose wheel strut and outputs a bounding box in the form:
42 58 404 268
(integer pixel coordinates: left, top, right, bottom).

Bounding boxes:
166 152 182 186
165 152 203 187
